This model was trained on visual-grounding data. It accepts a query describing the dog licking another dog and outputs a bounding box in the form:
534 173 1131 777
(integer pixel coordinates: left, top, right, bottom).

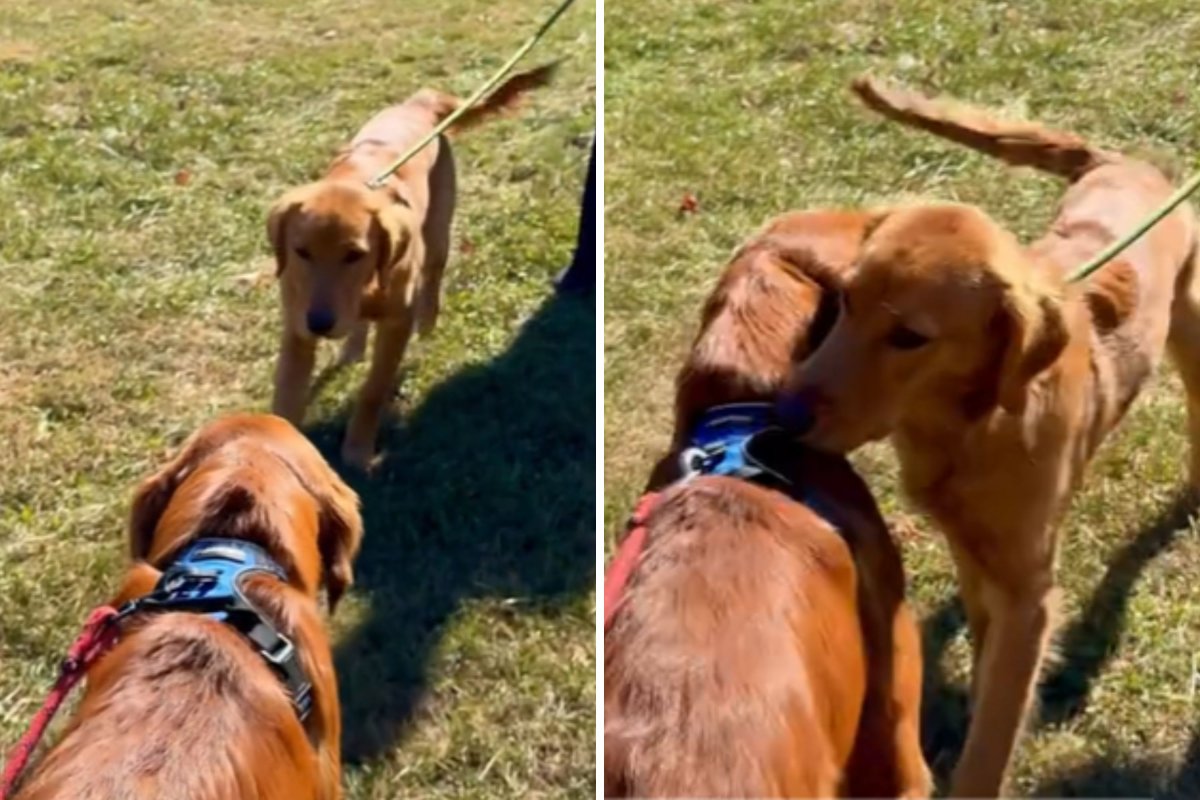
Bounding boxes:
609 77 1200 797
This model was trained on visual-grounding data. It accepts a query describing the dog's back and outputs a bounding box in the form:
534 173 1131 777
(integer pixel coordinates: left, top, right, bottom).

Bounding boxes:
607 212 928 798
329 62 557 188
605 477 866 798
18 607 324 800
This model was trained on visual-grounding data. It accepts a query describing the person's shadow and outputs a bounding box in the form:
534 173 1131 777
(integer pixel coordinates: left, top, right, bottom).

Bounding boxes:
304 291 595 761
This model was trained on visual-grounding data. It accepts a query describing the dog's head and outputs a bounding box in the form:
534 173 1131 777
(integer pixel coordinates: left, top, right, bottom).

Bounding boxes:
268 181 421 340
778 203 1068 452
128 414 364 612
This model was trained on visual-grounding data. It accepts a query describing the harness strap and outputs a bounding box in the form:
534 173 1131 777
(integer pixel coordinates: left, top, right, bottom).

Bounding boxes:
603 491 661 631
0 605 121 800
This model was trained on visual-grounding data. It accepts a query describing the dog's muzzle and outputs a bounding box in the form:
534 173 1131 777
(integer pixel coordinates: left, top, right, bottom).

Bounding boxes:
306 308 336 337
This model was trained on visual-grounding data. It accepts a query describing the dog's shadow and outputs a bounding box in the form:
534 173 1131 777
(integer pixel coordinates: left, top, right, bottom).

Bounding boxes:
304 291 595 762
1030 725 1200 798
1039 491 1196 725
917 597 971 789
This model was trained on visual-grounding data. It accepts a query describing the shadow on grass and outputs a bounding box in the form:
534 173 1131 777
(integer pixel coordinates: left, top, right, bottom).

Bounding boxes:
1038 491 1197 726
918 598 970 790
305 291 595 762
918 491 1196 795
1030 723 1200 798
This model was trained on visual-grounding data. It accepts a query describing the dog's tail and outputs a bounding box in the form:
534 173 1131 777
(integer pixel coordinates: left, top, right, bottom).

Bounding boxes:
419 62 558 136
851 75 1119 180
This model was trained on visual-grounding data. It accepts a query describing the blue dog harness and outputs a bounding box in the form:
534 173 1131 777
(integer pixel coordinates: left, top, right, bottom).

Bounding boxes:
115 538 314 722
678 403 793 488
676 402 847 527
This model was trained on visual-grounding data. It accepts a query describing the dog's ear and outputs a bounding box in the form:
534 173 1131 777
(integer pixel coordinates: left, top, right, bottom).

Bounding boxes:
315 471 363 615
128 429 216 561
996 277 1068 415
274 424 364 613
369 203 420 292
267 187 311 277
129 469 175 561
294 455 362 614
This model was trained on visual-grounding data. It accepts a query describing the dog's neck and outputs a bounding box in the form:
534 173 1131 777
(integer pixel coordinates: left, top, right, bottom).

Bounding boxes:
893 309 1098 503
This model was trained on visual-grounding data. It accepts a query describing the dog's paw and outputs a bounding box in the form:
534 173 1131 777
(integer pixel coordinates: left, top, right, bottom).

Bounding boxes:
340 438 380 473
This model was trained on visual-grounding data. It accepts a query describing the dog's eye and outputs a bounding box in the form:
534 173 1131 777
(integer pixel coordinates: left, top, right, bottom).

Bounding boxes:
887 325 930 350
343 249 366 264
295 247 311 260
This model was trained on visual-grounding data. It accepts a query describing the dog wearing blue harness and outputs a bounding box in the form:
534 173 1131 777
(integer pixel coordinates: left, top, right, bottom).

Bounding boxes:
605 210 930 798
14 414 362 800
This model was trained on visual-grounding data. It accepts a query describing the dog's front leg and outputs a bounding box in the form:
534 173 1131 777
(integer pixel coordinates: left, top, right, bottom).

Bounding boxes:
273 330 317 425
950 576 1058 798
338 321 370 367
341 312 414 469
948 541 992 691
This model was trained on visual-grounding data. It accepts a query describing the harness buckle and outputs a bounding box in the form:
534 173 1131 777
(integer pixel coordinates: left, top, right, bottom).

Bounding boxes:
259 632 297 667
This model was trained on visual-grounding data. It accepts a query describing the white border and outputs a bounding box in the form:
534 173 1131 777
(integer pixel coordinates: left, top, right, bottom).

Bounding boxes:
593 0 605 794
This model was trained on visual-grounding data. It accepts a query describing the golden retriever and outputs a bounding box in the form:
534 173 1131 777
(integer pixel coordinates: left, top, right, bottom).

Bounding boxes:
268 64 555 468
779 77 1200 796
605 211 930 798
14 414 363 800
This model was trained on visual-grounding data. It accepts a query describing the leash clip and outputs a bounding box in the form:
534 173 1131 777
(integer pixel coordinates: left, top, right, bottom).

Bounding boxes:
679 445 720 481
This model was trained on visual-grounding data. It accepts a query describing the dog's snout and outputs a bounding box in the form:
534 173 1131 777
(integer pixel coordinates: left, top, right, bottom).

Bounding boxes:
306 308 336 336
775 390 818 436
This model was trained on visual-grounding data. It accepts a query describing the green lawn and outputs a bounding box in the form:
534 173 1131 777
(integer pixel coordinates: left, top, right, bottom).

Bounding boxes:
0 1 595 797
604 0 1199 796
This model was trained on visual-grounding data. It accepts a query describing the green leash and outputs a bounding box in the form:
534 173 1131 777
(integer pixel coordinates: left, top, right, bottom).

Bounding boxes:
365 0 578 190
1066 170 1200 283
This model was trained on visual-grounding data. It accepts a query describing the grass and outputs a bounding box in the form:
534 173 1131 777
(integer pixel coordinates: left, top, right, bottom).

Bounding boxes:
0 0 595 797
604 0 1200 796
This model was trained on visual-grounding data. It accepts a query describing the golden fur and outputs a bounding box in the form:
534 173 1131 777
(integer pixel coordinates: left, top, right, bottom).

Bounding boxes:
15 414 363 800
783 77 1200 796
268 65 555 468
606 211 930 798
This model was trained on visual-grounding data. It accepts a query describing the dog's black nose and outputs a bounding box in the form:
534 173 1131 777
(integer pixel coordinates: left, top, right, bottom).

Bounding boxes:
775 393 815 436
306 308 336 336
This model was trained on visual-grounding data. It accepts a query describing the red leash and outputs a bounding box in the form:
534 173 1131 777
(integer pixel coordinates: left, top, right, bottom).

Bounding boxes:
1 605 122 800
603 491 661 631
